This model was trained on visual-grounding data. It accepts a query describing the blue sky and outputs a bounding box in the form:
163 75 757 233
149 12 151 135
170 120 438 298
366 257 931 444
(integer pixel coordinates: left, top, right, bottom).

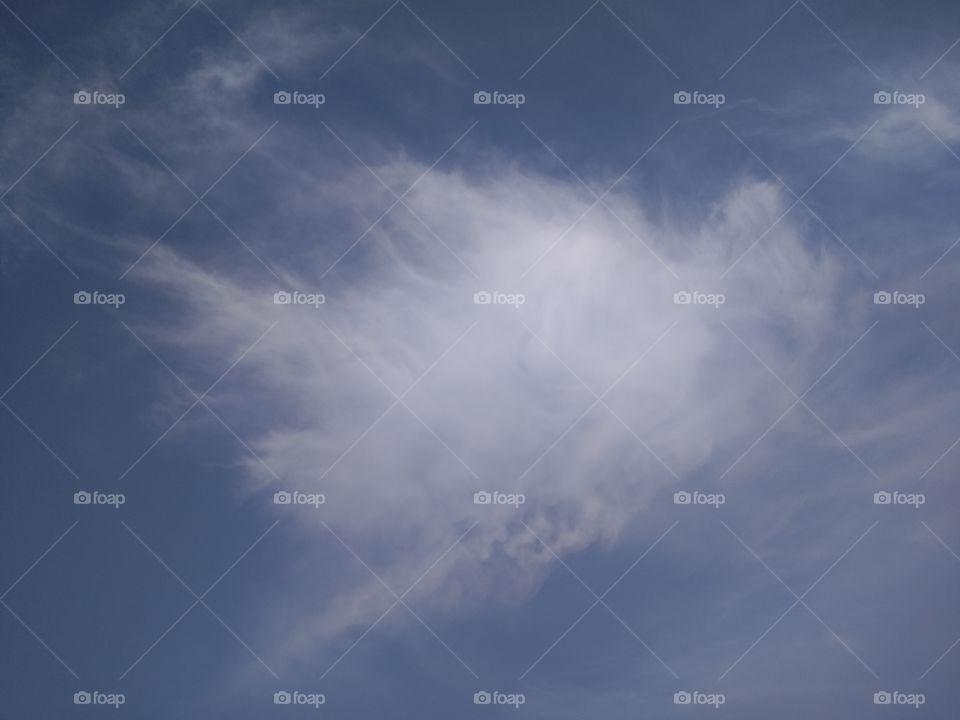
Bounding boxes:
2 0 960 716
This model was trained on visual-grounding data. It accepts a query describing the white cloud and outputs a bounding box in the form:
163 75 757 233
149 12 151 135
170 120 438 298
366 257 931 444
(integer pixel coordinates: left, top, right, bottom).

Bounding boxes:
133 155 848 667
